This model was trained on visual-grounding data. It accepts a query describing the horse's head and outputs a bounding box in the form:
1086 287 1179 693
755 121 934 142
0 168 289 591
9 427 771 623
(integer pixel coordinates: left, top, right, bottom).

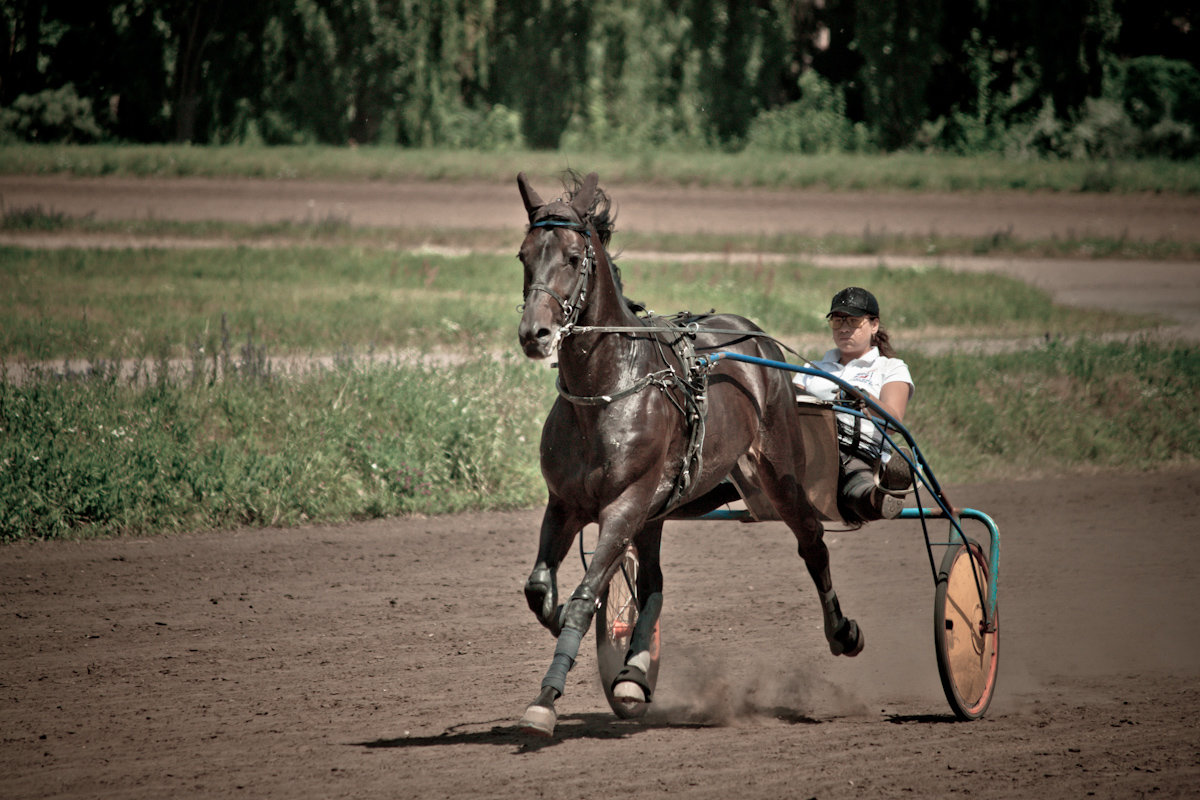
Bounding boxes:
515 171 600 359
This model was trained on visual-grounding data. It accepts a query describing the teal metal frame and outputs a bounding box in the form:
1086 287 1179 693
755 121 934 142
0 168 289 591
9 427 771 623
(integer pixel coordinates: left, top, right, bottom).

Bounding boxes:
689 351 1000 631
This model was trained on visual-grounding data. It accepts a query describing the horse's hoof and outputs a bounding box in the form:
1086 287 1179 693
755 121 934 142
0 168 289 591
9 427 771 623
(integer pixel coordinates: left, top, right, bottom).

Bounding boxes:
829 618 865 657
610 664 653 703
613 680 648 707
518 703 557 737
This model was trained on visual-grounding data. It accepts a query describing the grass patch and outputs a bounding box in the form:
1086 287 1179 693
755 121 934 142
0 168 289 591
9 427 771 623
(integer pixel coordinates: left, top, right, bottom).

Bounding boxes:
3 338 1195 542
5 211 1197 262
3 144 1199 194
0 353 554 541
906 339 1200 482
1 241 1191 541
0 246 1149 362
0 246 515 360
0 202 77 230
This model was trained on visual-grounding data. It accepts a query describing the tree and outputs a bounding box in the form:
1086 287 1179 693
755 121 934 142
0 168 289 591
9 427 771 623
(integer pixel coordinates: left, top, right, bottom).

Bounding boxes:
492 0 589 149
854 0 943 150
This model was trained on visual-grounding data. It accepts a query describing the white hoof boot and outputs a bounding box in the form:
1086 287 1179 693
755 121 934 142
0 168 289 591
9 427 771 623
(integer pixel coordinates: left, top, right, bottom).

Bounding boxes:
613 680 647 707
518 703 556 737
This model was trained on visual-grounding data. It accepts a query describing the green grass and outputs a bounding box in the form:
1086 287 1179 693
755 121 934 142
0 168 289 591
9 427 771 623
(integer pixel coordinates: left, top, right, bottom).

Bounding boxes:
3 144 1199 194
906 339 1200 481
2 336 1196 542
0 245 1151 363
1 231 1195 541
0 353 554 541
0 246 515 360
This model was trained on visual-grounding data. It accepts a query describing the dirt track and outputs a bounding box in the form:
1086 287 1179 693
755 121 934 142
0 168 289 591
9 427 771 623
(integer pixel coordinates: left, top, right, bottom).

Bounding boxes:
2 176 1199 798
4 174 1200 240
3 471 1199 799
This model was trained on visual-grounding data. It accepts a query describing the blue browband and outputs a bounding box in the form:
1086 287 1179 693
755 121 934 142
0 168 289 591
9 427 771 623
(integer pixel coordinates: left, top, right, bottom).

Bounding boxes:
531 218 591 235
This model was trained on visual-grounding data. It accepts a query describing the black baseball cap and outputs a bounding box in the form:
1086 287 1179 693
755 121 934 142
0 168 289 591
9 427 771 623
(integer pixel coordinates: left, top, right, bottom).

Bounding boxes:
827 286 880 317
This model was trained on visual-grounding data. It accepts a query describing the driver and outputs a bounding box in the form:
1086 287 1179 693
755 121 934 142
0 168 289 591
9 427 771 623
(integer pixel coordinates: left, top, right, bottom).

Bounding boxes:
794 286 914 522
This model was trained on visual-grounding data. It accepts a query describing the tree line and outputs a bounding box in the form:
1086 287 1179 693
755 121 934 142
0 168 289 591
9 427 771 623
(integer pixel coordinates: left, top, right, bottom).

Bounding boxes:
2 0 1197 159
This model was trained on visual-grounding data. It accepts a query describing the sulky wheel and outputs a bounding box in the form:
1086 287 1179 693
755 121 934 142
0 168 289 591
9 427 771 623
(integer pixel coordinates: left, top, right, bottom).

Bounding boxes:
595 546 660 718
934 538 999 720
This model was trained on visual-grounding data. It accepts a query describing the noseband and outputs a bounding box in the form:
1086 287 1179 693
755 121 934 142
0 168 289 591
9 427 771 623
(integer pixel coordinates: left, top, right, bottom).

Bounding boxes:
521 218 596 337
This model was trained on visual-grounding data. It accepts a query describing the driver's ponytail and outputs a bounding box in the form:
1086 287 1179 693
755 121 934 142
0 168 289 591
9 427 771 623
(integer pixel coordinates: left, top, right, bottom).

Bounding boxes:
872 323 896 358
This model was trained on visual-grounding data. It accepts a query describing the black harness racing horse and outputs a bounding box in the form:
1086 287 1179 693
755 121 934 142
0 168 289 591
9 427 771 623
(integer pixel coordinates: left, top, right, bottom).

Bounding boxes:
515 171 863 736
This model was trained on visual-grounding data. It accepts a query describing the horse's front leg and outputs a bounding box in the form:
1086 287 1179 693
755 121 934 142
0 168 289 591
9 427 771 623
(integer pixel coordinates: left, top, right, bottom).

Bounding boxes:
520 502 649 737
524 499 585 635
611 520 664 708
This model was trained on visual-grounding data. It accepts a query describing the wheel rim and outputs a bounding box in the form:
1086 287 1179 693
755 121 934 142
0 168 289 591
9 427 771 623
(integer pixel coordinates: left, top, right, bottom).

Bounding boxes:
596 547 660 718
935 542 999 720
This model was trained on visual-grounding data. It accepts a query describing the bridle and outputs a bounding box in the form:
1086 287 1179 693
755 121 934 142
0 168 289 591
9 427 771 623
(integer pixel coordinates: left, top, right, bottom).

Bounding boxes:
518 212 802 371
519 217 596 349
515 206 798 520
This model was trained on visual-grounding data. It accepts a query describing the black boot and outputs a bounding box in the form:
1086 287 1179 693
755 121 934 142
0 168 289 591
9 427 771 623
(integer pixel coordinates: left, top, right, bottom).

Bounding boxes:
880 450 913 492
840 470 903 522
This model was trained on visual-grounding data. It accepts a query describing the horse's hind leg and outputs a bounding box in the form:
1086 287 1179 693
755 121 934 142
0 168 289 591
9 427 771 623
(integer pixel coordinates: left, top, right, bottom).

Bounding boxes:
612 521 664 707
756 461 865 657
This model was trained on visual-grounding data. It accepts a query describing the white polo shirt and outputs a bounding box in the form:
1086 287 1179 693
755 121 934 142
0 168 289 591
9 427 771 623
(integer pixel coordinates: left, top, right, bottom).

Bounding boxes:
794 347 914 457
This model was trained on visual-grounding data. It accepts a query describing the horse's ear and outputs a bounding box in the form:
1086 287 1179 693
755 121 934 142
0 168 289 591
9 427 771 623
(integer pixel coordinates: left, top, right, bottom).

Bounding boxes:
517 172 544 217
570 172 599 220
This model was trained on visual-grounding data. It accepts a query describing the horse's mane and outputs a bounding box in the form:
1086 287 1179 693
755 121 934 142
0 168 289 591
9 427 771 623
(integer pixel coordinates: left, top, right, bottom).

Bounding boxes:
561 169 615 249
559 169 643 313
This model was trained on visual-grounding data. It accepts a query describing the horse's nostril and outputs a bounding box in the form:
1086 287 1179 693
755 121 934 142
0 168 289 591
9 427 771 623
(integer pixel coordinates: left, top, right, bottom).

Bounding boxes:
536 328 552 341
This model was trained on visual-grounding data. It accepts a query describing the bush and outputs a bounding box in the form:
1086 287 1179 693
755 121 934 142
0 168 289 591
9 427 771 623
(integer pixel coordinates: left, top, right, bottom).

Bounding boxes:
1142 116 1198 159
1119 56 1200 131
435 103 526 151
1003 94 1190 162
744 72 868 154
1064 98 1140 160
0 84 105 144
1003 98 1068 159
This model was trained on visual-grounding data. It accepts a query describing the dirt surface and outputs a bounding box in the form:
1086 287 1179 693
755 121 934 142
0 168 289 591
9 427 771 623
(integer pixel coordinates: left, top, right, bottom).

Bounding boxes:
2 176 1199 798
4 174 1200 240
2 470 1199 799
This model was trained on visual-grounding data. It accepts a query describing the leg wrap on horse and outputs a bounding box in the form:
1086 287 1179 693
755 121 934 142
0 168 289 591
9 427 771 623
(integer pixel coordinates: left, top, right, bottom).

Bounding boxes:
628 592 662 656
819 588 844 638
540 589 597 695
541 625 584 695
561 586 597 630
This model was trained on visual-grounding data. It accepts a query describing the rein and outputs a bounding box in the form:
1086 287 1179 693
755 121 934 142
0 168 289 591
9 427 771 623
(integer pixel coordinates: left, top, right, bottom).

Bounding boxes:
565 322 803 359
520 215 797 519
